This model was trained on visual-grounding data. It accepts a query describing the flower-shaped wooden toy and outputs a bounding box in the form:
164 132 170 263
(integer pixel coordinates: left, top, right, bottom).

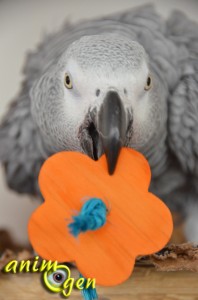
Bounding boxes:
28 148 173 286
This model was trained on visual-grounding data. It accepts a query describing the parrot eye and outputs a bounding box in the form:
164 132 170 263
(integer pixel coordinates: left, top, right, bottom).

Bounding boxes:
64 73 73 89
144 75 152 91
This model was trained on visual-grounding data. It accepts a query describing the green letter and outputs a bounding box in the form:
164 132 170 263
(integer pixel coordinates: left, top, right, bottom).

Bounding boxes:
85 278 96 289
39 260 58 272
75 278 84 290
62 278 75 297
4 260 18 273
19 260 30 273
32 256 39 272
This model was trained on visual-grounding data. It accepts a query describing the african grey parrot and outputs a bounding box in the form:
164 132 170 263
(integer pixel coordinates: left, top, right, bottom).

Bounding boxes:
0 4 198 241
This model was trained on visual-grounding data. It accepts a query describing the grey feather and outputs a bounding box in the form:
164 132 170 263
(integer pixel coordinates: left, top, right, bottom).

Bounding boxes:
0 83 49 194
167 11 198 175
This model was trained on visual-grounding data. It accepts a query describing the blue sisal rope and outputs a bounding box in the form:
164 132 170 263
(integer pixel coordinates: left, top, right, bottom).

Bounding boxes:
79 274 98 300
68 198 108 300
68 198 107 237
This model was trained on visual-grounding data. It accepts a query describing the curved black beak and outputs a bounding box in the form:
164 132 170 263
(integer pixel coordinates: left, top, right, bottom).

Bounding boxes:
98 91 127 175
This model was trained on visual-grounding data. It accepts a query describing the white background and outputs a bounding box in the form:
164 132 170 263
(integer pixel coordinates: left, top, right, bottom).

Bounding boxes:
0 0 198 245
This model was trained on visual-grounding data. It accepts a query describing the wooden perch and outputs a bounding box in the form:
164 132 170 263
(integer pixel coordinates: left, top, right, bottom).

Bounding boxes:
0 244 198 300
150 243 198 272
1 243 198 272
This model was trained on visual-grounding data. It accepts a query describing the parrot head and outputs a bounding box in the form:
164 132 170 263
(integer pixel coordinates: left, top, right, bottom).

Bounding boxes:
31 34 167 174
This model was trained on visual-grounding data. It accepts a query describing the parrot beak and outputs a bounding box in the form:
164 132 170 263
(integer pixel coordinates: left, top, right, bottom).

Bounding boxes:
79 91 131 175
97 91 127 175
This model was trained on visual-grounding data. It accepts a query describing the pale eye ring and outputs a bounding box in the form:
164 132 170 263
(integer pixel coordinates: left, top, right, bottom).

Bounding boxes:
144 75 152 91
64 73 73 89
47 269 67 287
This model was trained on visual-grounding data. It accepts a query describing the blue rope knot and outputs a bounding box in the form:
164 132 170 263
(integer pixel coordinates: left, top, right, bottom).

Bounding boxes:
68 198 107 300
68 198 107 237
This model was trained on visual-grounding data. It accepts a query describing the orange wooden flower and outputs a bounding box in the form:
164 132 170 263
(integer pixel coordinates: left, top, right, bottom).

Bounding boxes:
28 148 173 286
